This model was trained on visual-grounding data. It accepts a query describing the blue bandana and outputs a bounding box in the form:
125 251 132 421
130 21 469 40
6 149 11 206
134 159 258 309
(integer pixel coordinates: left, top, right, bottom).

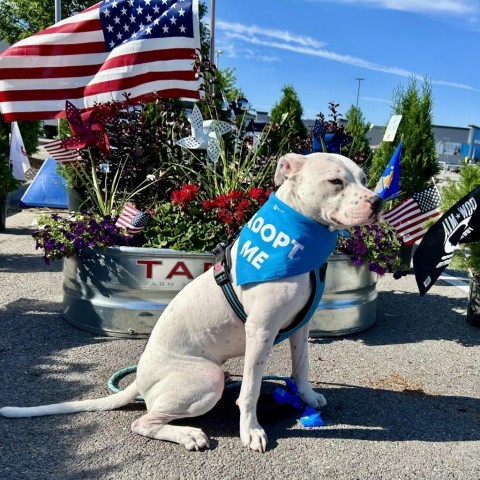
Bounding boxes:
236 193 338 286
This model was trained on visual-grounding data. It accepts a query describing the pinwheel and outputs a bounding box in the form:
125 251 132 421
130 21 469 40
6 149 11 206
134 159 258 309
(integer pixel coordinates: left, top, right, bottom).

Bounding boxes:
176 105 232 162
312 118 353 154
61 101 115 155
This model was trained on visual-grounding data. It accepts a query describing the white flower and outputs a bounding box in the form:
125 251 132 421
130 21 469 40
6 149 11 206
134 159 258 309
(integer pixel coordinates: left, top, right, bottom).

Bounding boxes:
146 174 156 182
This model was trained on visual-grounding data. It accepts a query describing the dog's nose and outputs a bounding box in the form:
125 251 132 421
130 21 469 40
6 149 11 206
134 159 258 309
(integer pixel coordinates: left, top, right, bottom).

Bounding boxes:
367 195 383 215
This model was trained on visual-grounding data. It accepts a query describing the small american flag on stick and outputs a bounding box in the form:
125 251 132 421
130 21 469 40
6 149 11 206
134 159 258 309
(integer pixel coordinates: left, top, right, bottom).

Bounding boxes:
44 139 80 163
115 203 151 233
382 184 441 245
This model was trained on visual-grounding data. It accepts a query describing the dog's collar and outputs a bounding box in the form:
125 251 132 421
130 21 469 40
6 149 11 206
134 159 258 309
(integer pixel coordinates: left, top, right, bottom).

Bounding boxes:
235 193 338 286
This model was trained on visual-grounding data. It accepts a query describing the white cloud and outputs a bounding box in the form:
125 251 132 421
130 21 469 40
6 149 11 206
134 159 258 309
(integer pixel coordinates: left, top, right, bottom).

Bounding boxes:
299 0 475 14
216 21 326 49
217 20 480 92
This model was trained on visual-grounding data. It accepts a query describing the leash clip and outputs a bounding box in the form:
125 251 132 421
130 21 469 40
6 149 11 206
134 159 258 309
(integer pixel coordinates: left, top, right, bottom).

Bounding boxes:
213 242 231 286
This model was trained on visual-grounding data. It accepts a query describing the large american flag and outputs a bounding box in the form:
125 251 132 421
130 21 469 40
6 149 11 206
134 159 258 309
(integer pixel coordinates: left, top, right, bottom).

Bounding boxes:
0 0 200 122
382 184 442 245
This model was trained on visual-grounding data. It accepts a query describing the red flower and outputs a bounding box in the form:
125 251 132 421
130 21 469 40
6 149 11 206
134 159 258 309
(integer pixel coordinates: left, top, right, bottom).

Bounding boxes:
248 187 265 200
202 199 215 211
172 184 199 208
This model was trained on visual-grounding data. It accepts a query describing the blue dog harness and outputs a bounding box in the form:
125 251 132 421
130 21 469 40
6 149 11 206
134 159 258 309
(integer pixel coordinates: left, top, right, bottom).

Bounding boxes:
213 194 339 344
213 243 328 345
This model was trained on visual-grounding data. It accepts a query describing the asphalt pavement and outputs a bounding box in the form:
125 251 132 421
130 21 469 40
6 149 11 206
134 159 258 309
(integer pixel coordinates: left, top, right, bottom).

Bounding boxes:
0 199 479 480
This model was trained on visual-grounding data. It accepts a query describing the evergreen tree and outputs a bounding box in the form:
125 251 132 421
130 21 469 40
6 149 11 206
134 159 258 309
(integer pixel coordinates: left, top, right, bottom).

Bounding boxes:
344 105 371 167
370 77 439 197
270 85 307 155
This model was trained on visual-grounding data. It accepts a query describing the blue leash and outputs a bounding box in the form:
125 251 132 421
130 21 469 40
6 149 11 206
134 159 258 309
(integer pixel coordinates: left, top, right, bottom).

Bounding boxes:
107 365 290 402
107 366 325 427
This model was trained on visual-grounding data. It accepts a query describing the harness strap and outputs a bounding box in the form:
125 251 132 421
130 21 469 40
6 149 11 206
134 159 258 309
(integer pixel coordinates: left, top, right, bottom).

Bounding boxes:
213 242 328 344
213 242 247 323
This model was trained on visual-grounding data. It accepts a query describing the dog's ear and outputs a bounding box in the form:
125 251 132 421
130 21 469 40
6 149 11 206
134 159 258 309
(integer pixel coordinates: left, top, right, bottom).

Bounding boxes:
274 153 306 185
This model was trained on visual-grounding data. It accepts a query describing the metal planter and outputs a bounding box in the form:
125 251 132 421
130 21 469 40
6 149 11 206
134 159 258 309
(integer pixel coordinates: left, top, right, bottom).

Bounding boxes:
63 248 377 338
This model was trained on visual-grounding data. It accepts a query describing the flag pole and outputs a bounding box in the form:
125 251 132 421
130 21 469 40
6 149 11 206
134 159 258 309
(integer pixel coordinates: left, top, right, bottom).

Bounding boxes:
209 0 216 96
55 0 61 22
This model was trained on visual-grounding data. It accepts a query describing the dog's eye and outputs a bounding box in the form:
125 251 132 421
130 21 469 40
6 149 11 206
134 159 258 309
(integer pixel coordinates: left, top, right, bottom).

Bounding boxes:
328 179 343 186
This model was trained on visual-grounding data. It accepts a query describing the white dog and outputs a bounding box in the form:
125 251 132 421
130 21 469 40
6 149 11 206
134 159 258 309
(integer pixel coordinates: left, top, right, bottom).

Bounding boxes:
0 153 382 453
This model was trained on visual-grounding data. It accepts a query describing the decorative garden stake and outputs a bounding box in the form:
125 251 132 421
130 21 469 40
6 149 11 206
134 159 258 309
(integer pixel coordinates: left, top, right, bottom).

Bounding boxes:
176 104 232 162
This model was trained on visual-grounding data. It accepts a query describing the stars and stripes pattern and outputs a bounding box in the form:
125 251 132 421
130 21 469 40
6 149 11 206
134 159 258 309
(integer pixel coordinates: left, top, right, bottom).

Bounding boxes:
382 184 441 245
115 202 151 233
0 0 200 122
44 139 81 163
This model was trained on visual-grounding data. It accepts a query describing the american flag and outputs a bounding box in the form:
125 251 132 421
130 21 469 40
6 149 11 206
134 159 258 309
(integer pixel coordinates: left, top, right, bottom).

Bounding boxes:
44 139 80 163
0 0 200 122
382 184 441 245
115 203 151 233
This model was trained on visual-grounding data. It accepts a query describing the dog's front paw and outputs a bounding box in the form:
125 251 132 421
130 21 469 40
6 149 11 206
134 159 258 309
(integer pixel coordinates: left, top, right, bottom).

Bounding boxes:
240 424 268 453
300 388 327 409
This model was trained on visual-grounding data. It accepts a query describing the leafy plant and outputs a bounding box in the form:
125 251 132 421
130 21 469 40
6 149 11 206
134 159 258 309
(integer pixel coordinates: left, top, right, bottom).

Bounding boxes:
336 223 408 277
174 56 280 198
0 161 22 196
370 77 439 196
143 184 272 252
33 212 144 264
270 84 308 155
56 95 192 214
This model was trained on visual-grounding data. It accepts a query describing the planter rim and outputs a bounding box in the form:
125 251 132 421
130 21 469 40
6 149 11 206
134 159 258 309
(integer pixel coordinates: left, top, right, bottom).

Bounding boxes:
80 246 355 260
80 245 215 257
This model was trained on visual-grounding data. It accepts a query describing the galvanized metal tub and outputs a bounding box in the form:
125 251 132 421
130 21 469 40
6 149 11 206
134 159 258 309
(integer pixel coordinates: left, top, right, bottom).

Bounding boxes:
63 248 377 338
309 254 378 336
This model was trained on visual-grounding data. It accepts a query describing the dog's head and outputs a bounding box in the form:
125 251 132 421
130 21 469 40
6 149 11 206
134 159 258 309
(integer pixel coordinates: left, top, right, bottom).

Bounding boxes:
274 152 382 230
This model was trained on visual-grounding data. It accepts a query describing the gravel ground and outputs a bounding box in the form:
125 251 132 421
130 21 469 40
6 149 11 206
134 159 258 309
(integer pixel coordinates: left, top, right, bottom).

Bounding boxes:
0 205 479 480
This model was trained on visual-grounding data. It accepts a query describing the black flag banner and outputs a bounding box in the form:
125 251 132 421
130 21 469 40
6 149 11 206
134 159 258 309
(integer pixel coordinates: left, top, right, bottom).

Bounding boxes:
413 185 480 296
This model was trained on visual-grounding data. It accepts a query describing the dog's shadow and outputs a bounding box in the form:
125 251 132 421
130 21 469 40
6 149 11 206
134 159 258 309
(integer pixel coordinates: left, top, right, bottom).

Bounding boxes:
122 379 480 450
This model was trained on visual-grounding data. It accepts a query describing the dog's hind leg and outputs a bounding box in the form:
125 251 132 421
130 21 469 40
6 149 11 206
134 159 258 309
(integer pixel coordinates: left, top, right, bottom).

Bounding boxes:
131 363 225 450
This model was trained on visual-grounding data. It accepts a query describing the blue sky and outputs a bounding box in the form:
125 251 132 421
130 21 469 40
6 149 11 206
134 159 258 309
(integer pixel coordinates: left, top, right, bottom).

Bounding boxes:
213 0 480 128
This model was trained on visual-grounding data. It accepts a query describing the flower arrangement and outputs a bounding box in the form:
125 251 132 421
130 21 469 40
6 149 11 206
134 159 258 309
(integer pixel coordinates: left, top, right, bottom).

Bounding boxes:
33 213 144 265
336 223 407 277
143 184 271 252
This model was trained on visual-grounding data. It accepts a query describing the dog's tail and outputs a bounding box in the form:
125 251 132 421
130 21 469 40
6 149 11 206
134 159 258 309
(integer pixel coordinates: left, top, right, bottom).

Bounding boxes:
0 380 139 418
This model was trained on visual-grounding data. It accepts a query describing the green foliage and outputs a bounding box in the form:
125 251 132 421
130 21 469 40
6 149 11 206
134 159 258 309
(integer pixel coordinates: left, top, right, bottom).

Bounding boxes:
0 0 97 44
143 185 271 252
58 118 71 139
0 118 30 195
370 77 439 196
335 223 408 276
0 118 9 163
270 85 307 155
216 68 244 103
440 164 480 277
18 121 42 156
0 161 22 196
144 200 222 252
198 1 210 56
344 105 371 166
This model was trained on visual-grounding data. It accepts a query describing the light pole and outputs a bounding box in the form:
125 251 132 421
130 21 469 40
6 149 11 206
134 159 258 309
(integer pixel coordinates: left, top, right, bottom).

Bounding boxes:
355 78 365 109
209 0 216 64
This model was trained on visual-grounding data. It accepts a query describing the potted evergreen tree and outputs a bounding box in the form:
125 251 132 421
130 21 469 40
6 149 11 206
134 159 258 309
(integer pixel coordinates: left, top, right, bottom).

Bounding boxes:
370 77 440 263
